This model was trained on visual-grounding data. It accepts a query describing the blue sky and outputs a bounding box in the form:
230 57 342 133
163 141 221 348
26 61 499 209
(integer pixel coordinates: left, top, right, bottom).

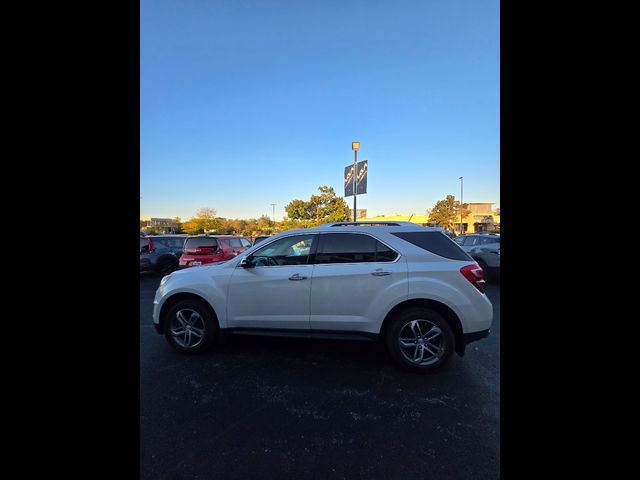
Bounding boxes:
141 0 499 220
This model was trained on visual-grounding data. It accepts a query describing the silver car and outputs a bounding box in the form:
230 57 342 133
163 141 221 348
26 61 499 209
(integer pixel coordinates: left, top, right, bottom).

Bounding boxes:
454 234 500 281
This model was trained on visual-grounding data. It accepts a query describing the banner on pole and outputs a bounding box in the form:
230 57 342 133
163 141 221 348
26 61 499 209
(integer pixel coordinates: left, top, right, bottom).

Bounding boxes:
344 160 368 197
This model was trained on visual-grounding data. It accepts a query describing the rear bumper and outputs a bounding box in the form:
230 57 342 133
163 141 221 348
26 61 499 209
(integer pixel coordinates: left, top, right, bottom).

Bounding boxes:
179 255 224 267
463 329 490 345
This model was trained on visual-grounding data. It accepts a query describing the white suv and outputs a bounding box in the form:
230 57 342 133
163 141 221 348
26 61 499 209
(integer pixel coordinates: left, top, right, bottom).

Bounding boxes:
152 222 493 373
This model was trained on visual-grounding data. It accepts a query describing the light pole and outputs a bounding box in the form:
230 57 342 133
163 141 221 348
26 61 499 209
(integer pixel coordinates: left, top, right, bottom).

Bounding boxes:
459 177 464 234
352 141 360 222
270 203 276 222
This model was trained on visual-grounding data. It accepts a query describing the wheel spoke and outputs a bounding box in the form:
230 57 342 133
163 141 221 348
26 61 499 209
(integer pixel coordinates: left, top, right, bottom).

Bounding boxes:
425 343 441 357
411 321 423 337
425 327 441 341
413 345 423 361
188 312 200 325
190 327 204 338
176 311 187 327
171 328 185 336
184 329 192 346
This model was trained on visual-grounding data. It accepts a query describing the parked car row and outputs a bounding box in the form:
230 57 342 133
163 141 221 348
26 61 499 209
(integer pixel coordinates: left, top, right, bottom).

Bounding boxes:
140 234 254 275
453 233 500 281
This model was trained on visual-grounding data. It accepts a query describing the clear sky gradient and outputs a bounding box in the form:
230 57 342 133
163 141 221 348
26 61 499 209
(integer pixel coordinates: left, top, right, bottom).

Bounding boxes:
141 0 499 221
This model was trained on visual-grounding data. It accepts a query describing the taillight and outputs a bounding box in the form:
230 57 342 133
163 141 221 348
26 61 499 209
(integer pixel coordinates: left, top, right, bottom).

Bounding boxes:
460 264 486 293
148 238 156 252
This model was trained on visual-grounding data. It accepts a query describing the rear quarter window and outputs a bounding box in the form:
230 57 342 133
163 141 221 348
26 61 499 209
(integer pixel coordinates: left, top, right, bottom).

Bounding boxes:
391 231 472 261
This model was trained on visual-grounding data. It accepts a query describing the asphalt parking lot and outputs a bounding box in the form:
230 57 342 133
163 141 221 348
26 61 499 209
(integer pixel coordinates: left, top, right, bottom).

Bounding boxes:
140 273 500 480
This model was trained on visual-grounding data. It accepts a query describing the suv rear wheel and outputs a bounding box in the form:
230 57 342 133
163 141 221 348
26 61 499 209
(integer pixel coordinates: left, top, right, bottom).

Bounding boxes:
163 299 217 354
385 307 455 373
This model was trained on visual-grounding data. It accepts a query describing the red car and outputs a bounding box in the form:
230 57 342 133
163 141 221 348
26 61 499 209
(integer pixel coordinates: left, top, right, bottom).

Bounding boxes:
179 235 252 268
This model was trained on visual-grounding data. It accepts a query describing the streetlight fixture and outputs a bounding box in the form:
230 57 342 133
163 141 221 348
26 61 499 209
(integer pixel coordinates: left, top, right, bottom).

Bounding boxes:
459 177 464 235
270 203 276 222
351 141 360 222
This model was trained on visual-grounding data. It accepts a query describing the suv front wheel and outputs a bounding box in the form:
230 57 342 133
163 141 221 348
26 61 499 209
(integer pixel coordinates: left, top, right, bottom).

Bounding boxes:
386 307 455 373
163 299 217 354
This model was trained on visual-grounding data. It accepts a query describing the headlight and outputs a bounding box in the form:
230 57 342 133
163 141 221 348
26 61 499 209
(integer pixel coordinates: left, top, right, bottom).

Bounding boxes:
160 274 172 286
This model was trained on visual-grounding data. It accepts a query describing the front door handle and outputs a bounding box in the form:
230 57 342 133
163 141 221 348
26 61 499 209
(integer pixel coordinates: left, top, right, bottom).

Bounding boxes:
371 270 391 276
289 273 307 281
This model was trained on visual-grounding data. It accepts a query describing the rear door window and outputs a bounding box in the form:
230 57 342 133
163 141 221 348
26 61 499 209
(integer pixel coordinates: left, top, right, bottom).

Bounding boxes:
240 238 251 248
375 241 399 262
314 233 398 264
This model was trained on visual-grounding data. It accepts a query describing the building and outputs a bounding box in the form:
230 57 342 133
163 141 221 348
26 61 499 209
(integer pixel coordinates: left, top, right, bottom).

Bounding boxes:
364 202 499 234
140 217 181 234
349 209 368 220
459 203 500 234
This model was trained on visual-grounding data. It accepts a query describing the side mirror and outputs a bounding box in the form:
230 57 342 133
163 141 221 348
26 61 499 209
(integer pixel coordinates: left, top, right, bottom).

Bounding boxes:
239 256 254 268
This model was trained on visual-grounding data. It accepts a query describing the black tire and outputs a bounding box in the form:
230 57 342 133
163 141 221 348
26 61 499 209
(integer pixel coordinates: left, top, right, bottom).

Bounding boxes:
163 298 218 354
155 257 177 276
385 307 455 373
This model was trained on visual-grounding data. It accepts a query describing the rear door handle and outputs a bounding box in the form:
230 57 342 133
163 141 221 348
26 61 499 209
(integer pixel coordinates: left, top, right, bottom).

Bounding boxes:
371 270 391 276
289 273 307 281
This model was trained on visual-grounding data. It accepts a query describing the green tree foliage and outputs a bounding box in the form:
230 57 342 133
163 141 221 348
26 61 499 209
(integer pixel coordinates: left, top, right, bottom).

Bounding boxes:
182 208 220 235
178 187 351 238
284 186 351 227
428 195 471 230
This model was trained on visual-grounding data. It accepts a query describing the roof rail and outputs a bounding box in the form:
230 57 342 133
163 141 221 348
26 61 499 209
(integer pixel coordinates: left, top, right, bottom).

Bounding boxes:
319 221 421 227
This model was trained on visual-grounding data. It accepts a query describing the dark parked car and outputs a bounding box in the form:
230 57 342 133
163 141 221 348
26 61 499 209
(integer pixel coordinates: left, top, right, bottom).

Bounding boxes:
140 235 189 275
251 235 271 246
454 234 500 281
179 235 252 268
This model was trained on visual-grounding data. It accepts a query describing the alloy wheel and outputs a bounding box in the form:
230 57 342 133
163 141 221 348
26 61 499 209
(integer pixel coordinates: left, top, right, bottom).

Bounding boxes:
397 319 446 366
170 308 206 349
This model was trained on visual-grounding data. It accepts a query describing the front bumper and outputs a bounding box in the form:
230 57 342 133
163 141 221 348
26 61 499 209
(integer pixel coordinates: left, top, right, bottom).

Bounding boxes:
152 288 163 333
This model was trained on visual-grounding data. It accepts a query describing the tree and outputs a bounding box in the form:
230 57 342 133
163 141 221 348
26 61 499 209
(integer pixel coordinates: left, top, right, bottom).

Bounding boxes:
182 208 220 235
285 186 351 227
495 208 500 216
428 195 471 231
